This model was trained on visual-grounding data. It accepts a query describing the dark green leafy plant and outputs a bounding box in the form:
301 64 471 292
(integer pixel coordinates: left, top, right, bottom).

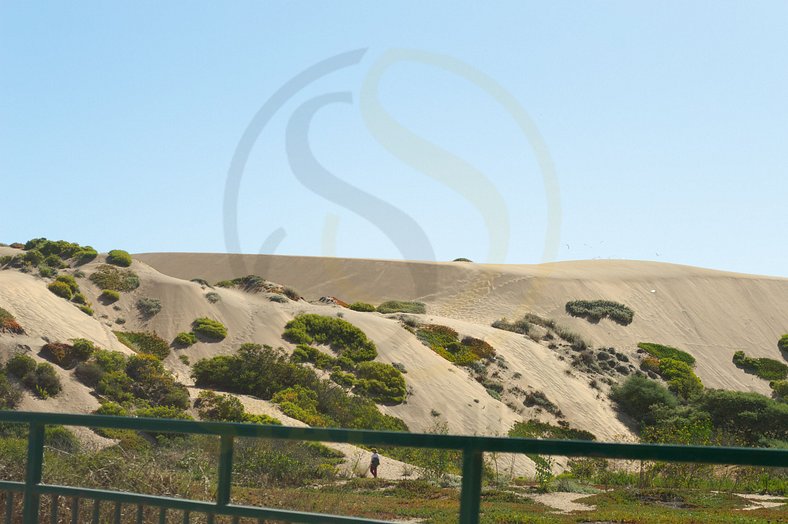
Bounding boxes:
47 281 73 300
376 301 426 314
192 317 227 341
174 332 197 347
114 331 170 359
106 249 132 267
566 300 634 325
283 314 376 362
638 342 696 366
733 351 788 381
348 302 376 312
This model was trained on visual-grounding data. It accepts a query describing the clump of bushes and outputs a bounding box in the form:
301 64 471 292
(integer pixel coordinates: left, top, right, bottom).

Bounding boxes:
778 334 788 355
6 354 62 398
283 314 376 362
191 278 211 288
106 249 132 267
416 324 496 366
0 307 24 334
114 331 170 359
40 339 95 369
73 246 98 265
523 390 561 416
566 300 634 325
89 265 140 292
136 297 162 318
192 344 407 431
47 281 73 300
173 332 197 347
348 302 376 312
491 318 531 335
452 258 473 262
658 358 704 399
638 342 696 366
610 375 678 426
195 390 281 425
192 317 228 341
509 419 595 441
205 292 220 304
733 351 788 381
376 300 426 314
353 361 407 404
100 289 120 303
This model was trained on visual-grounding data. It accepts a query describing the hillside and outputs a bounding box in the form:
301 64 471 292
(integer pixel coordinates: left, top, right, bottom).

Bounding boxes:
1 244 786 477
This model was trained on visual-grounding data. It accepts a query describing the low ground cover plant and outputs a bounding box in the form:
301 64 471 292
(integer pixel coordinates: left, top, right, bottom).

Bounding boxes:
348 302 375 312
6 354 62 398
114 331 170 359
376 301 426 314
284 314 376 362
637 342 696 365
780 334 788 355
106 249 132 267
566 300 634 325
89 265 140 292
100 289 120 303
192 317 227 341
416 324 495 366
136 297 162 318
733 351 788 381
509 419 595 441
174 332 197 347
0 307 24 334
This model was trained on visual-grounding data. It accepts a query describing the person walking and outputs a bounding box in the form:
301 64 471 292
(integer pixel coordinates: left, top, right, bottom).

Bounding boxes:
370 449 380 478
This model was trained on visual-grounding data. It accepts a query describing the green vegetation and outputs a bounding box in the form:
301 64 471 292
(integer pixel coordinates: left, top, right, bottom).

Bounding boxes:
566 300 634 325
658 358 704 399
114 331 170 359
353 361 407 404
0 370 22 409
89 264 140 291
348 302 376 312
205 291 221 303
6 354 62 398
779 334 788 354
79 305 94 316
47 281 73 300
192 317 228 341
638 342 696 365
611 375 678 426
75 350 189 412
283 314 377 362
0 307 23 334
416 324 495 366
174 332 197 347
733 351 788 381
195 390 281 424
40 339 95 369
99 289 120 303
192 343 407 431
106 249 132 267
509 420 595 441
136 297 162 318
73 246 98 265
491 317 531 335
452 257 473 262
376 300 426 314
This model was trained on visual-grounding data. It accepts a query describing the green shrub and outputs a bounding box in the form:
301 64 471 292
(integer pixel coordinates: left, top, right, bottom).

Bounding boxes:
78 305 94 316
733 351 788 381
174 332 197 347
71 292 88 305
6 354 37 378
780 335 788 355
376 300 426 314
353 361 407 404
269 294 288 303
349 302 376 312
73 247 98 265
452 257 473 262
24 238 83 259
43 254 66 269
55 274 79 293
40 340 93 369
566 300 634 325
330 370 356 388
22 362 62 398
658 358 704 399
205 292 220 304
0 371 22 409
0 307 24 334
47 281 73 300
196 390 245 422
610 375 678 426
106 249 132 267
38 265 57 278
100 289 120 303
89 265 140 292
416 325 495 366
192 344 407 431
192 317 227 341
637 342 696 366
45 425 80 453
491 318 531 335
283 314 376 362
136 297 162 318
191 278 211 287
770 380 788 401
697 389 788 445
23 249 44 266
509 419 595 441
115 331 170 359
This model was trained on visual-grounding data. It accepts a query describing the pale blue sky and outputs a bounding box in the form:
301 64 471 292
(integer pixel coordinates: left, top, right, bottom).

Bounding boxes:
2 1 786 276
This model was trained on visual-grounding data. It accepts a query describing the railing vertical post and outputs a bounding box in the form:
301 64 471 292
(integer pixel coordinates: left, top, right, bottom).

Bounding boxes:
217 434 234 506
459 448 483 524
23 422 45 524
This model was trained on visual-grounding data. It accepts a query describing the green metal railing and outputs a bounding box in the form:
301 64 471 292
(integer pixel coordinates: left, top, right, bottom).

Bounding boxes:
0 410 785 523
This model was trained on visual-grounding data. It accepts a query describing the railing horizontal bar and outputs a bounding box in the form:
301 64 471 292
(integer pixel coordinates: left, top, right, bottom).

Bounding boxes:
0 482 23 493
34 485 392 523
0 411 784 467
